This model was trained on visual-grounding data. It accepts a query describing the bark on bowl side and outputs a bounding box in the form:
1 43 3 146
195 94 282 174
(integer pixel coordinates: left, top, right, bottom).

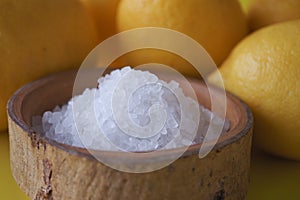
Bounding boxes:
7 69 253 200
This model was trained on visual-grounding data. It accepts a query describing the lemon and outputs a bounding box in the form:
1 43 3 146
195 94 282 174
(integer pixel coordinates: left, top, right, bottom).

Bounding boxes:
209 20 300 160
81 0 120 41
248 0 300 31
116 0 248 76
0 0 99 131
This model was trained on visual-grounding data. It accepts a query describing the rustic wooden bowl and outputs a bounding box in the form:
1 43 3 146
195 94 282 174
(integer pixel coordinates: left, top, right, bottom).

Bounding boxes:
8 69 253 200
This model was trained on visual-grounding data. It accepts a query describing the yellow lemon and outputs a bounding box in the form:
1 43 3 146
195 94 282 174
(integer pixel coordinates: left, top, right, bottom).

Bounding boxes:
116 0 248 76
81 0 120 41
209 20 300 160
248 0 300 31
0 0 99 131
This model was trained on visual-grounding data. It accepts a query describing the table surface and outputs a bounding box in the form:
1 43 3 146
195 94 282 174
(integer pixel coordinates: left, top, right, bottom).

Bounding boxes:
1 132 300 200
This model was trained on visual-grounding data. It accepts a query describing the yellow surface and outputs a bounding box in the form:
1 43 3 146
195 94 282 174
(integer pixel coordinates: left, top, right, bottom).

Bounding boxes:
247 149 300 200
209 20 300 160
1 131 300 199
0 132 29 199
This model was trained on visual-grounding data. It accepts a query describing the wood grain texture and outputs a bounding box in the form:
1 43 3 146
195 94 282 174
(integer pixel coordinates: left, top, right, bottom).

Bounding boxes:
8 69 253 200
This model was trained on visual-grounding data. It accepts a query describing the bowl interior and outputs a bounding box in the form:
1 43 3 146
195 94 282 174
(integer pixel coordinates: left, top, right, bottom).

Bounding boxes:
8 69 252 158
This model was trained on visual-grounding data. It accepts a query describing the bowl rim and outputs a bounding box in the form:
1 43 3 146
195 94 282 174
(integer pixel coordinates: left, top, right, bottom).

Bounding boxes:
7 69 253 161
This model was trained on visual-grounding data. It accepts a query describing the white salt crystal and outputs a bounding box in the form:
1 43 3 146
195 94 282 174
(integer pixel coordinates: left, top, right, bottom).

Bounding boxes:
38 67 229 152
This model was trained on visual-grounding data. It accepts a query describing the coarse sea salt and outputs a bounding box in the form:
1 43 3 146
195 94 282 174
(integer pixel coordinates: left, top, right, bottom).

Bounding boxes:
37 67 229 152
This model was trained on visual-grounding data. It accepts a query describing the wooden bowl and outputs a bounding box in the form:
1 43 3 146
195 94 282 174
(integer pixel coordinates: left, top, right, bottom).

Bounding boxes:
7 69 253 200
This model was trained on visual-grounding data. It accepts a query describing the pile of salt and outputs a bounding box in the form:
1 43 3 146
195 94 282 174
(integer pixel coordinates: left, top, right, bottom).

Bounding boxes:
40 67 229 152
